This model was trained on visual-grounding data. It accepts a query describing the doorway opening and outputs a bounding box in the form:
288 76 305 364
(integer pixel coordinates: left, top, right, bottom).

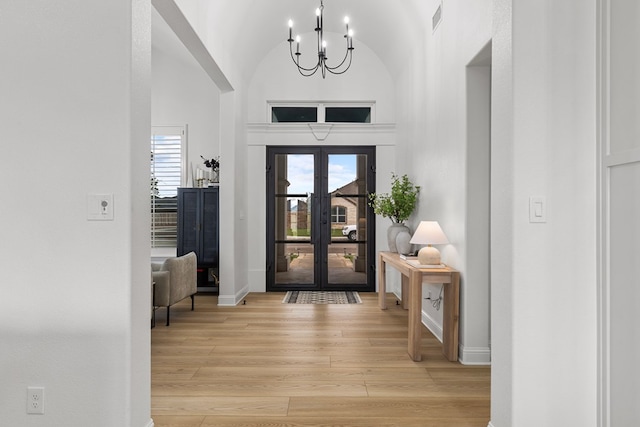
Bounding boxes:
266 146 376 292
465 40 492 365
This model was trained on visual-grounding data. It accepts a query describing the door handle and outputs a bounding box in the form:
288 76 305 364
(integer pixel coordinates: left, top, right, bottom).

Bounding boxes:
323 194 331 245
310 193 319 246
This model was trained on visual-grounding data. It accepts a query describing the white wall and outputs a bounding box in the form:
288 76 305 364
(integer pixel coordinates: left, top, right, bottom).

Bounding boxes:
152 14 221 191
511 1 597 425
492 0 598 426
0 1 151 426
396 0 599 424
152 2 249 305
163 0 250 305
247 34 395 123
395 0 493 365
491 0 515 423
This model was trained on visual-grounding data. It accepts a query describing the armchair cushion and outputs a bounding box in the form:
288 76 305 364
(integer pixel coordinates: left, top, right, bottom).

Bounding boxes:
151 252 197 325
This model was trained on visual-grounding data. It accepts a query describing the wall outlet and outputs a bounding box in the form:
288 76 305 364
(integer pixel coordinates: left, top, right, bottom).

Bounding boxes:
27 387 44 414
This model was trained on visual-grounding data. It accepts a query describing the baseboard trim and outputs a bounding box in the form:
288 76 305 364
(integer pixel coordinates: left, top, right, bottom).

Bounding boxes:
422 311 491 365
145 419 154 427
217 285 249 306
487 422 495 427
422 311 444 343
459 344 491 365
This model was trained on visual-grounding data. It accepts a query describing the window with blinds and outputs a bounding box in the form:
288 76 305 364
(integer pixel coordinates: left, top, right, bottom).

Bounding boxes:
151 126 186 248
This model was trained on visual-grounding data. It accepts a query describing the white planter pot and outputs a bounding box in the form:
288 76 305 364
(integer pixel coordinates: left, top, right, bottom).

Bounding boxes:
387 223 410 253
395 230 412 255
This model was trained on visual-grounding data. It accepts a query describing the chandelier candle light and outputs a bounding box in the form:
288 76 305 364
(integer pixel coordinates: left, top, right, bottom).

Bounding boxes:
287 0 354 78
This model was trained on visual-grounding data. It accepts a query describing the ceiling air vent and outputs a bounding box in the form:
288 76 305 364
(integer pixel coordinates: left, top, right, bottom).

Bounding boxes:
432 1 443 33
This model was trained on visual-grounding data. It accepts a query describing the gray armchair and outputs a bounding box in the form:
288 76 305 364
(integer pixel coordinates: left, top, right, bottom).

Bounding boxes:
152 252 197 326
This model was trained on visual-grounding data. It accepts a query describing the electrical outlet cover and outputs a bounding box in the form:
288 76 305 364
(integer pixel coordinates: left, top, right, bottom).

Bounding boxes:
27 387 44 414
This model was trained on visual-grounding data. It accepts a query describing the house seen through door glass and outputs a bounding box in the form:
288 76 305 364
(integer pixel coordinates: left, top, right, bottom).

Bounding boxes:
266 146 376 292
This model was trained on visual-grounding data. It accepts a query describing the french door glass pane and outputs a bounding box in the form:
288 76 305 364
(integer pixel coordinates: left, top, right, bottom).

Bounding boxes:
273 154 315 286
328 154 368 285
275 243 314 285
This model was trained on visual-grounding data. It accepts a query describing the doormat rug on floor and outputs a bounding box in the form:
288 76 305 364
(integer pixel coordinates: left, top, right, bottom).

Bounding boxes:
283 291 362 304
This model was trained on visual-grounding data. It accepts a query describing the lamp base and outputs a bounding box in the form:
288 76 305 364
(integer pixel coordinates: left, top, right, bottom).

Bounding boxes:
418 245 441 265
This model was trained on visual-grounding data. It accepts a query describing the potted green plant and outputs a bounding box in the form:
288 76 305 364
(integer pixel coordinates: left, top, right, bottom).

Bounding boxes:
369 173 420 253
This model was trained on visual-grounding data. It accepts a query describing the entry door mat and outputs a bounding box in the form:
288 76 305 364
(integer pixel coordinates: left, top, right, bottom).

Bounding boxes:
283 291 362 304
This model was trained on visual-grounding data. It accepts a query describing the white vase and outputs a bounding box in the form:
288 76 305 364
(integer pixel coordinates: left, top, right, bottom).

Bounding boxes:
387 223 410 253
395 230 412 255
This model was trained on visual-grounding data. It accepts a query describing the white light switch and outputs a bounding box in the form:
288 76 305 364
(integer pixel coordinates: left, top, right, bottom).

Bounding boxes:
529 196 546 223
88 193 114 221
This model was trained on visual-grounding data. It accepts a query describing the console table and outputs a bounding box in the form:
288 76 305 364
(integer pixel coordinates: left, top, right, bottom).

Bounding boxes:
378 251 460 362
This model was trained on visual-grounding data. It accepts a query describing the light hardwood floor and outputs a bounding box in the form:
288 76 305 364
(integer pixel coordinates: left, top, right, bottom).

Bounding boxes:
151 292 490 427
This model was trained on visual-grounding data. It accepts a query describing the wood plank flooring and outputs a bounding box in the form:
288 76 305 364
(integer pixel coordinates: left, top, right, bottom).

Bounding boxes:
151 292 490 427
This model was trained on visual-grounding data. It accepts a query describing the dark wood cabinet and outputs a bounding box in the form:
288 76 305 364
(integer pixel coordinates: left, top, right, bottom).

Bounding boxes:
177 187 219 292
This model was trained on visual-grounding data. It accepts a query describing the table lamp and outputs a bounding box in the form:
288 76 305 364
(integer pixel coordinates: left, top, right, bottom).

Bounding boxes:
409 221 449 265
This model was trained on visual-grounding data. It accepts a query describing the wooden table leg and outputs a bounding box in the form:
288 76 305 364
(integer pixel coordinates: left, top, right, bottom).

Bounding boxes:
407 269 423 361
442 271 460 361
378 254 387 309
401 274 409 310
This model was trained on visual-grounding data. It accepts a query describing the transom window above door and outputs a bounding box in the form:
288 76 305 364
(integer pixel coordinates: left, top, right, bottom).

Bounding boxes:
270 102 374 123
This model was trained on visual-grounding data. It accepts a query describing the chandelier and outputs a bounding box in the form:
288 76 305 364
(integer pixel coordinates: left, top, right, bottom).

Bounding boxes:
287 0 354 78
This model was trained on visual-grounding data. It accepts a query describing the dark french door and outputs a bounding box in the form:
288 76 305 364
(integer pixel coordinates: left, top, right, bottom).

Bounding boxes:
266 146 376 292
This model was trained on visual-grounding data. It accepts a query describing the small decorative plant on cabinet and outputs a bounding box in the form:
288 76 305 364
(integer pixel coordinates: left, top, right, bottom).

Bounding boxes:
200 155 220 185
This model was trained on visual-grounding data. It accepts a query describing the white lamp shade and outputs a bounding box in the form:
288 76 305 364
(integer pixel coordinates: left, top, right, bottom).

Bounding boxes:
409 221 449 245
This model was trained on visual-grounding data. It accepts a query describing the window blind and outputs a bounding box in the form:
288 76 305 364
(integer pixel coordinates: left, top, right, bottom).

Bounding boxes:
151 126 185 248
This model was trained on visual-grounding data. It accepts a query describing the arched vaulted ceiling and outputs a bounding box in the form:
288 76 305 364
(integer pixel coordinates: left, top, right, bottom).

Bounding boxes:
153 0 435 87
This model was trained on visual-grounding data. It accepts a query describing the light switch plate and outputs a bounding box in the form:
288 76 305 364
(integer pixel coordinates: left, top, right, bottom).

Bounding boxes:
529 196 546 223
88 193 114 221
